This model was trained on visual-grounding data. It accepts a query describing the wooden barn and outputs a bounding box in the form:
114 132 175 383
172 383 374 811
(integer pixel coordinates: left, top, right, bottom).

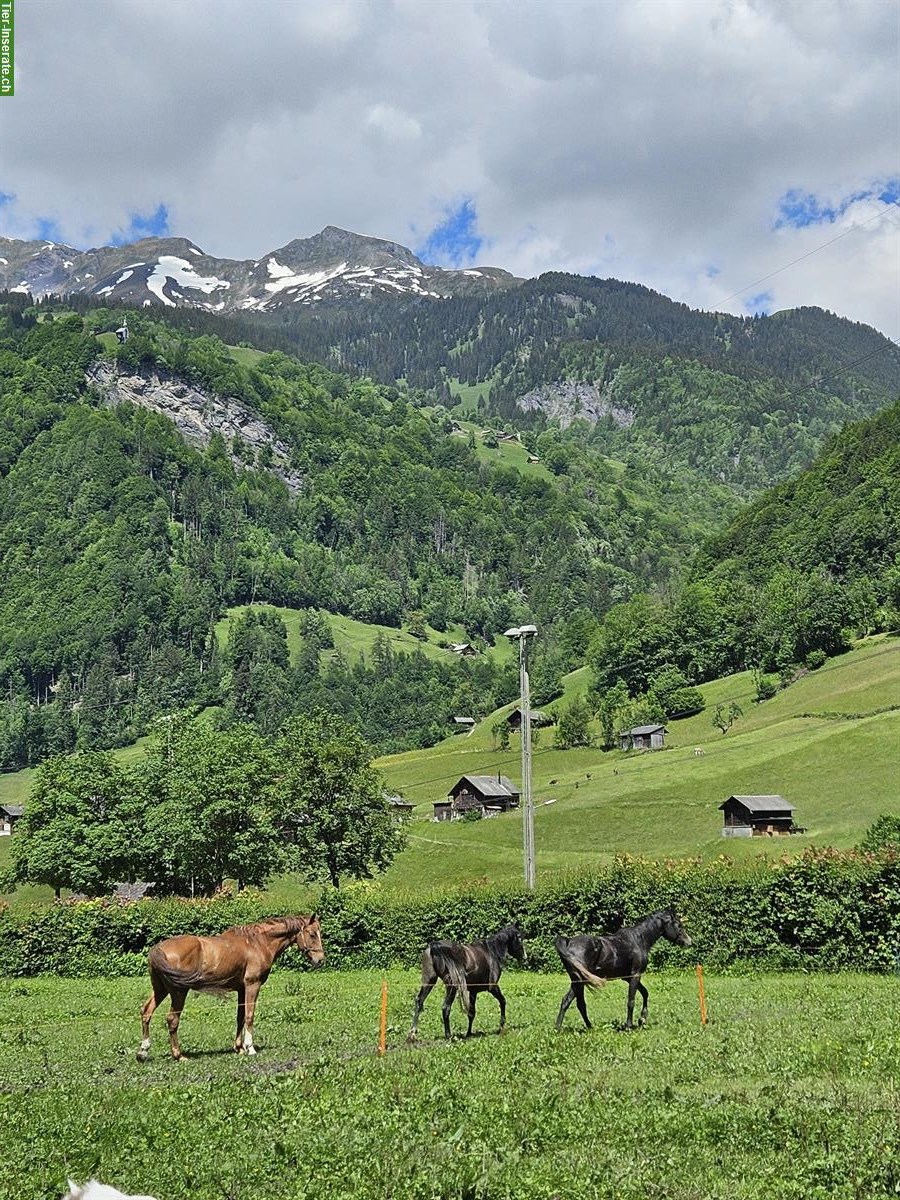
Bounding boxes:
506 707 550 731
619 724 667 751
386 794 415 820
448 642 478 658
720 795 795 837
434 775 520 822
452 716 476 731
0 803 23 836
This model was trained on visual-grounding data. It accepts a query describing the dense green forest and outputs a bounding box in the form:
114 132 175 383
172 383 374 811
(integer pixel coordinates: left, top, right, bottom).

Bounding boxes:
1 292 897 773
0 300 726 768
586 400 900 715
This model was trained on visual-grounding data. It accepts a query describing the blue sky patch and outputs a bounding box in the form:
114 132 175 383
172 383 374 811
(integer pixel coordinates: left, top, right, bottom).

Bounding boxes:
111 203 170 246
416 199 483 266
745 290 773 314
37 217 65 242
776 179 900 229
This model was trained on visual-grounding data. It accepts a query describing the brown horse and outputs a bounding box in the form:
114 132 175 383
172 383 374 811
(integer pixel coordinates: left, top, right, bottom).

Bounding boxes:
137 915 324 1061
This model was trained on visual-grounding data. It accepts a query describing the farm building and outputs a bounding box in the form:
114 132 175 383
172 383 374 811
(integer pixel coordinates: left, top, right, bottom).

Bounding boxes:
619 724 667 751
452 716 476 731
386 795 415 820
0 803 23 835
720 795 795 837
434 775 520 822
506 707 550 731
448 642 478 657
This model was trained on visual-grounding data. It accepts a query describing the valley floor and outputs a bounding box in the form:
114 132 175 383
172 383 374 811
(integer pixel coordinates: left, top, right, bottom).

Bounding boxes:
2 970 899 1199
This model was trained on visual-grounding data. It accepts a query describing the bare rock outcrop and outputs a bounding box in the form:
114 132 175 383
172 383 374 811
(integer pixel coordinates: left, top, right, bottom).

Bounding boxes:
516 380 635 429
86 360 304 496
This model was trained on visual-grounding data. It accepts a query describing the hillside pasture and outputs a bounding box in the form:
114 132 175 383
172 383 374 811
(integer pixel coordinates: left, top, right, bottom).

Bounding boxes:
375 637 900 892
1 969 898 1200
214 603 512 667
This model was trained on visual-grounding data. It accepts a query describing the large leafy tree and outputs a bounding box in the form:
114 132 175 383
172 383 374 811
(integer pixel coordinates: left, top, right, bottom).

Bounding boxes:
7 751 137 898
134 716 283 895
271 711 403 888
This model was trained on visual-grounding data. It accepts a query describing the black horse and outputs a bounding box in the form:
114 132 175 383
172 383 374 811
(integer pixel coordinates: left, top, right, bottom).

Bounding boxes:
408 925 526 1041
555 907 691 1031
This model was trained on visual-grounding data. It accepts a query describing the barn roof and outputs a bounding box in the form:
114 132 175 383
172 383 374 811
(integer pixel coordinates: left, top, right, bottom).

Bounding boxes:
625 724 667 736
1 804 24 818
454 774 518 798
720 795 793 813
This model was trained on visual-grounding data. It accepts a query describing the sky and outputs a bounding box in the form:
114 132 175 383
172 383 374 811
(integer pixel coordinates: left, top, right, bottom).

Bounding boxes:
1 0 898 340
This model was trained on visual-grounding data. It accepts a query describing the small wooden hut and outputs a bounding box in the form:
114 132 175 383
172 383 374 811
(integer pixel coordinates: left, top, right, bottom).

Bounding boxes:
720 795 795 837
619 724 667 751
434 775 520 822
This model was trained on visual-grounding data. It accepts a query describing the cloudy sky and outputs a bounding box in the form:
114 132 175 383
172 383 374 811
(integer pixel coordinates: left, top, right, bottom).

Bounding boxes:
2 0 898 338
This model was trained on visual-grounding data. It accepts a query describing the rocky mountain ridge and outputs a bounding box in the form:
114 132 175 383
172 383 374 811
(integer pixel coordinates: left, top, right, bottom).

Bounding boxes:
0 226 519 311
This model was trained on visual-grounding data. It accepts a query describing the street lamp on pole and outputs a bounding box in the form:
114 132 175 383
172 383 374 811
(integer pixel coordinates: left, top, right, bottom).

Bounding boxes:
504 624 537 890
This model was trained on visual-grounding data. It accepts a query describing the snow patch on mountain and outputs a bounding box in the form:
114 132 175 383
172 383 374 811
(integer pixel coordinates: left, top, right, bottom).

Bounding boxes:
147 256 230 306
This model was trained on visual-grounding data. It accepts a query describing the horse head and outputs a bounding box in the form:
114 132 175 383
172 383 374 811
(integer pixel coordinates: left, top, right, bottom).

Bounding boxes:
295 914 326 966
504 924 527 964
661 907 691 947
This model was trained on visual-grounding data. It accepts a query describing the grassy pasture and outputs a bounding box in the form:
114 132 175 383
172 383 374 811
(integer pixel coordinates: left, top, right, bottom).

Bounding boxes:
1 969 898 1199
213 603 513 667
373 637 900 892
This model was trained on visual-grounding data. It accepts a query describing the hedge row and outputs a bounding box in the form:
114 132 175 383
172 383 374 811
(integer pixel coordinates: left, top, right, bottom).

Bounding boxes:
2 850 899 978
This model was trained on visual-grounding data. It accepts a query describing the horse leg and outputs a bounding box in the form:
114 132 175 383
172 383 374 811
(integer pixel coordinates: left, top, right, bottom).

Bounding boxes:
441 986 455 1039
625 977 640 1030
489 985 506 1034
573 981 592 1030
137 975 168 1061
555 985 576 1030
635 977 649 1027
165 988 189 1060
408 953 439 1042
466 989 478 1037
233 985 246 1053
240 982 262 1055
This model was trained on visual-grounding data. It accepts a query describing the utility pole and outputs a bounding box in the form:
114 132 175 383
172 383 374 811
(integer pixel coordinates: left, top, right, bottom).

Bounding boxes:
505 625 537 889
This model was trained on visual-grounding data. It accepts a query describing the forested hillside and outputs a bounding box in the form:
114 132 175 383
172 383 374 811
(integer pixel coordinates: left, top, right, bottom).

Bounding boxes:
62 272 900 495
586 401 900 719
0 300 732 769
1 285 897 773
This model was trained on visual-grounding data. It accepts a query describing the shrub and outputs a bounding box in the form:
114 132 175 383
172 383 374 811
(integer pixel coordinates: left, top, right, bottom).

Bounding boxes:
2 850 899 977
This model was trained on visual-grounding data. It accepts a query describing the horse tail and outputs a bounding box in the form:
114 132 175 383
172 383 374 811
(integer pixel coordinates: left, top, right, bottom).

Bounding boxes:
554 935 608 990
429 943 471 1015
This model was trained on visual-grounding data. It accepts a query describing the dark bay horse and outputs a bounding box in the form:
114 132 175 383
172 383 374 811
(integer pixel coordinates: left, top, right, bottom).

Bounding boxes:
137 915 324 1061
555 907 690 1031
409 925 526 1041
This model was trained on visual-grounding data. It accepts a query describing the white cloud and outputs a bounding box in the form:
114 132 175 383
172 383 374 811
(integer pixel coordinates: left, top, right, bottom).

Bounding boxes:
1 0 897 338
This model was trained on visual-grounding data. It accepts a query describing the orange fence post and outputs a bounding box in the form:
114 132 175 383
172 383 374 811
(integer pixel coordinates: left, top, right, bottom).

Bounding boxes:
696 962 708 1026
378 978 388 1055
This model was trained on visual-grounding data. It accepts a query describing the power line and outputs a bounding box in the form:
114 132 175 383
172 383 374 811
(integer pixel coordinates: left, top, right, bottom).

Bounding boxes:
716 205 900 307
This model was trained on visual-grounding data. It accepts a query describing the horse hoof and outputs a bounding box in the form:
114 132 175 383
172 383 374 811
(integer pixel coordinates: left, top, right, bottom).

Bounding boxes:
136 1050 148 1063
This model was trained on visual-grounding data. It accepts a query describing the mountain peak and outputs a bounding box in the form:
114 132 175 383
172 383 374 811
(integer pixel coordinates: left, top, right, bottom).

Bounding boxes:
0 225 519 309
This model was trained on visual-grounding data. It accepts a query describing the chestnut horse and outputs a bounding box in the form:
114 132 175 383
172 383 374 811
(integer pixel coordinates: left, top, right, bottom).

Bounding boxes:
137 915 324 1061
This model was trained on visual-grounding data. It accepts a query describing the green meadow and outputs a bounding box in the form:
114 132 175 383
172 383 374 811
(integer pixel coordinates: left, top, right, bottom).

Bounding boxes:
2 635 897 907
1 969 898 1200
374 636 900 893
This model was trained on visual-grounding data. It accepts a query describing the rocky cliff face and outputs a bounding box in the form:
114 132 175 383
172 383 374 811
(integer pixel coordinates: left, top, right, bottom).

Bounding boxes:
516 379 635 429
86 361 304 496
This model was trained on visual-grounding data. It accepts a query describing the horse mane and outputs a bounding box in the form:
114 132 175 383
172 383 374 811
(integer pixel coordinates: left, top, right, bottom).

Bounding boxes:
225 916 312 939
